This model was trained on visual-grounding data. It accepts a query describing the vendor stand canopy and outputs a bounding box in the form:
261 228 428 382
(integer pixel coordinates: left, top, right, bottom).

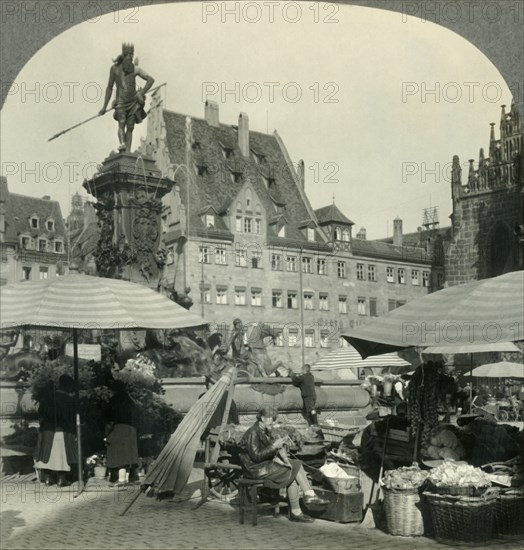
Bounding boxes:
341 271 524 358
0 272 208 493
470 361 524 378
311 346 411 380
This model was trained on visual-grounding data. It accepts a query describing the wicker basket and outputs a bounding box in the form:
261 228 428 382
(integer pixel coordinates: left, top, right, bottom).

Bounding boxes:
383 487 430 537
424 490 498 546
430 484 490 497
495 488 524 539
319 424 360 444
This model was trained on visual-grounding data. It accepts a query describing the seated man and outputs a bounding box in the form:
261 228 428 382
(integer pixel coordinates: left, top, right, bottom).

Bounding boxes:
239 406 327 522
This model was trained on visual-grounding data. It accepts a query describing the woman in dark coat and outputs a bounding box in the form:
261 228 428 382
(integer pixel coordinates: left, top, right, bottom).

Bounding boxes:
34 374 78 486
239 406 327 522
105 380 140 484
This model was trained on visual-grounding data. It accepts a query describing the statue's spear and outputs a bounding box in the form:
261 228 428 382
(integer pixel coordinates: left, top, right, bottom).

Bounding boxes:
48 82 167 142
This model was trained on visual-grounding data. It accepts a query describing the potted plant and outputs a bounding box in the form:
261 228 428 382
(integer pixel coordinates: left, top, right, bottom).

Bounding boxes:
87 454 107 479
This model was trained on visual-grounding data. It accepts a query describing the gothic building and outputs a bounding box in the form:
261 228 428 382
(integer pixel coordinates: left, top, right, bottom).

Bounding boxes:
446 102 523 285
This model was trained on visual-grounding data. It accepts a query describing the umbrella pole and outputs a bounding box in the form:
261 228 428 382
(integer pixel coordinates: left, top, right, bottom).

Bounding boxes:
469 354 473 408
73 328 84 498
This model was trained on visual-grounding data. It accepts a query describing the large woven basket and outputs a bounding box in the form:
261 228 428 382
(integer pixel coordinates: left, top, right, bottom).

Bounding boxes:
429 483 490 497
424 490 498 546
495 488 524 539
383 487 429 537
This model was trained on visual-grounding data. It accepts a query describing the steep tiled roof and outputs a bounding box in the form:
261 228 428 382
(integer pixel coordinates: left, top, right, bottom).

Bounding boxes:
161 110 319 245
315 204 354 226
379 226 452 247
351 238 433 264
1 179 66 244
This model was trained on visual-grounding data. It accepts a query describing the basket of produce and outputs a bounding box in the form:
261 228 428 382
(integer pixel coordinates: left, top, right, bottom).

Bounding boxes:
381 465 431 536
423 488 499 546
428 460 492 496
495 487 524 539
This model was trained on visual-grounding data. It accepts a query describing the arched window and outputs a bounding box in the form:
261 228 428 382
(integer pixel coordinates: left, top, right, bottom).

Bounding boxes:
333 227 339 240
342 228 350 241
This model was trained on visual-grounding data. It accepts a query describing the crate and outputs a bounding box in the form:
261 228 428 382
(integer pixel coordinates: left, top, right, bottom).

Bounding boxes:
307 487 363 523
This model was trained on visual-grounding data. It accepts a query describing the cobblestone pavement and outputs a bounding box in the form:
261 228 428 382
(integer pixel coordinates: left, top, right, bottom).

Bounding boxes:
0 469 522 550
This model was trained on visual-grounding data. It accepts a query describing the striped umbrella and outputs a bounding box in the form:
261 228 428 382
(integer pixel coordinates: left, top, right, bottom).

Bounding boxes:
0 273 207 493
341 271 524 358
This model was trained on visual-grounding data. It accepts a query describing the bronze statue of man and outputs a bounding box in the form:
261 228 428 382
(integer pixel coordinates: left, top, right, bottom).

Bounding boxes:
99 43 154 153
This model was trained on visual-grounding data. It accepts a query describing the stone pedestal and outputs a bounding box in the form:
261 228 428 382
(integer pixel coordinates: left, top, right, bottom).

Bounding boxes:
83 151 173 288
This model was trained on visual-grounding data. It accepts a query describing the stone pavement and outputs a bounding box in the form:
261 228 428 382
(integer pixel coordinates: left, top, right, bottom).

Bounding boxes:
0 469 522 550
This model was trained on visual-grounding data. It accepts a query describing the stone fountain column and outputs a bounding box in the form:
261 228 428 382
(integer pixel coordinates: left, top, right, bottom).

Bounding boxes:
83 151 173 289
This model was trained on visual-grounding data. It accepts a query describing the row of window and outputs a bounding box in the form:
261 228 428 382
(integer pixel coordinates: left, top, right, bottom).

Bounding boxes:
21 266 52 281
356 263 431 287
27 216 56 232
20 236 64 254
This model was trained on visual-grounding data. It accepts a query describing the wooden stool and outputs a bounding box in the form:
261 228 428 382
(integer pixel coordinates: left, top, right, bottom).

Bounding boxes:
238 478 287 526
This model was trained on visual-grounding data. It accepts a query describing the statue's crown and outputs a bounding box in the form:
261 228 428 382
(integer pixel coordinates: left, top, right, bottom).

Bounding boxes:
122 42 134 55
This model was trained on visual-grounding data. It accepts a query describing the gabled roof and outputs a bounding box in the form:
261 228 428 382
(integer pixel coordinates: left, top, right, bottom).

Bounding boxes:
1 179 67 244
160 110 319 244
315 204 354 226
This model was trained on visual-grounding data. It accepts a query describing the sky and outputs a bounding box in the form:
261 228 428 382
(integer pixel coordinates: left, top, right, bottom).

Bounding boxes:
0 2 514 239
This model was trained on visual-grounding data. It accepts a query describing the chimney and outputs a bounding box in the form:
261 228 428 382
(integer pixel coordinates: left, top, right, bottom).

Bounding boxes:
204 100 219 127
356 227 366 240
297 159 305 189
393 217 403 247
238 112 249 156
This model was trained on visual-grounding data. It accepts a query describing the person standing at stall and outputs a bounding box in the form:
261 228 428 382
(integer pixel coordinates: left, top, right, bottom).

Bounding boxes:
291 364 318 425
34 374 78 486
105 380 140 485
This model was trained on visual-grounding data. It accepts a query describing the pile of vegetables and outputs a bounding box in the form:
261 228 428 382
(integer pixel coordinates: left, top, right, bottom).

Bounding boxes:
382 464 429 490
423 427 466 461
428 459 491 489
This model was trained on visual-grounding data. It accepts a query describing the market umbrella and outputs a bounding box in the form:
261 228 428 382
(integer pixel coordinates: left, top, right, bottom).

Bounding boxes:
341 271 524 358
470 361 524 378
142 366 236 498
423 342 522 403
0 272 207 493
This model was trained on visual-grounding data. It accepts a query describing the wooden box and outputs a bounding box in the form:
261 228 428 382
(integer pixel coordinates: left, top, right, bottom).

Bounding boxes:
307 488 363 523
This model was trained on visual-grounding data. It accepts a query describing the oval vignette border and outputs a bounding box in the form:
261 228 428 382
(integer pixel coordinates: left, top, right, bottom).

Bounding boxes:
0 0 523 112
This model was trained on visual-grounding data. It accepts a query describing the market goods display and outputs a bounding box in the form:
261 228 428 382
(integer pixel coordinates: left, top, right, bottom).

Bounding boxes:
423 427 465 461
382 464 429 490
428 459 491 496
406 363 451 449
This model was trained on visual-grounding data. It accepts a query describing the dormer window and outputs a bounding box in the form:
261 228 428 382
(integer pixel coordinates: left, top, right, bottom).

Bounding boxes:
20 236 31 250
54 241 64 254
221 145 234 159
30 216 39 229
307 228 315 241
192 140 201 152
46 219 55 232
205 214 215 228
38 238 48 252
245 189 252 209
261 175 275 189
230 171 242 184
278 225 286 238
194 162 207 176
252 150 266 165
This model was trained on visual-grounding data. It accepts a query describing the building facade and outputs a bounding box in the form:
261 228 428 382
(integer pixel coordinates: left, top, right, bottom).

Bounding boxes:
0 177 68 286
446 102 523 285
137 101 444 368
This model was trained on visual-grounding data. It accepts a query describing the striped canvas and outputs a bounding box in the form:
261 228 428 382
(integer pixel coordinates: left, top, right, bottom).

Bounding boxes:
312 346 410 370
342 271 524 358
0 274 206 330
